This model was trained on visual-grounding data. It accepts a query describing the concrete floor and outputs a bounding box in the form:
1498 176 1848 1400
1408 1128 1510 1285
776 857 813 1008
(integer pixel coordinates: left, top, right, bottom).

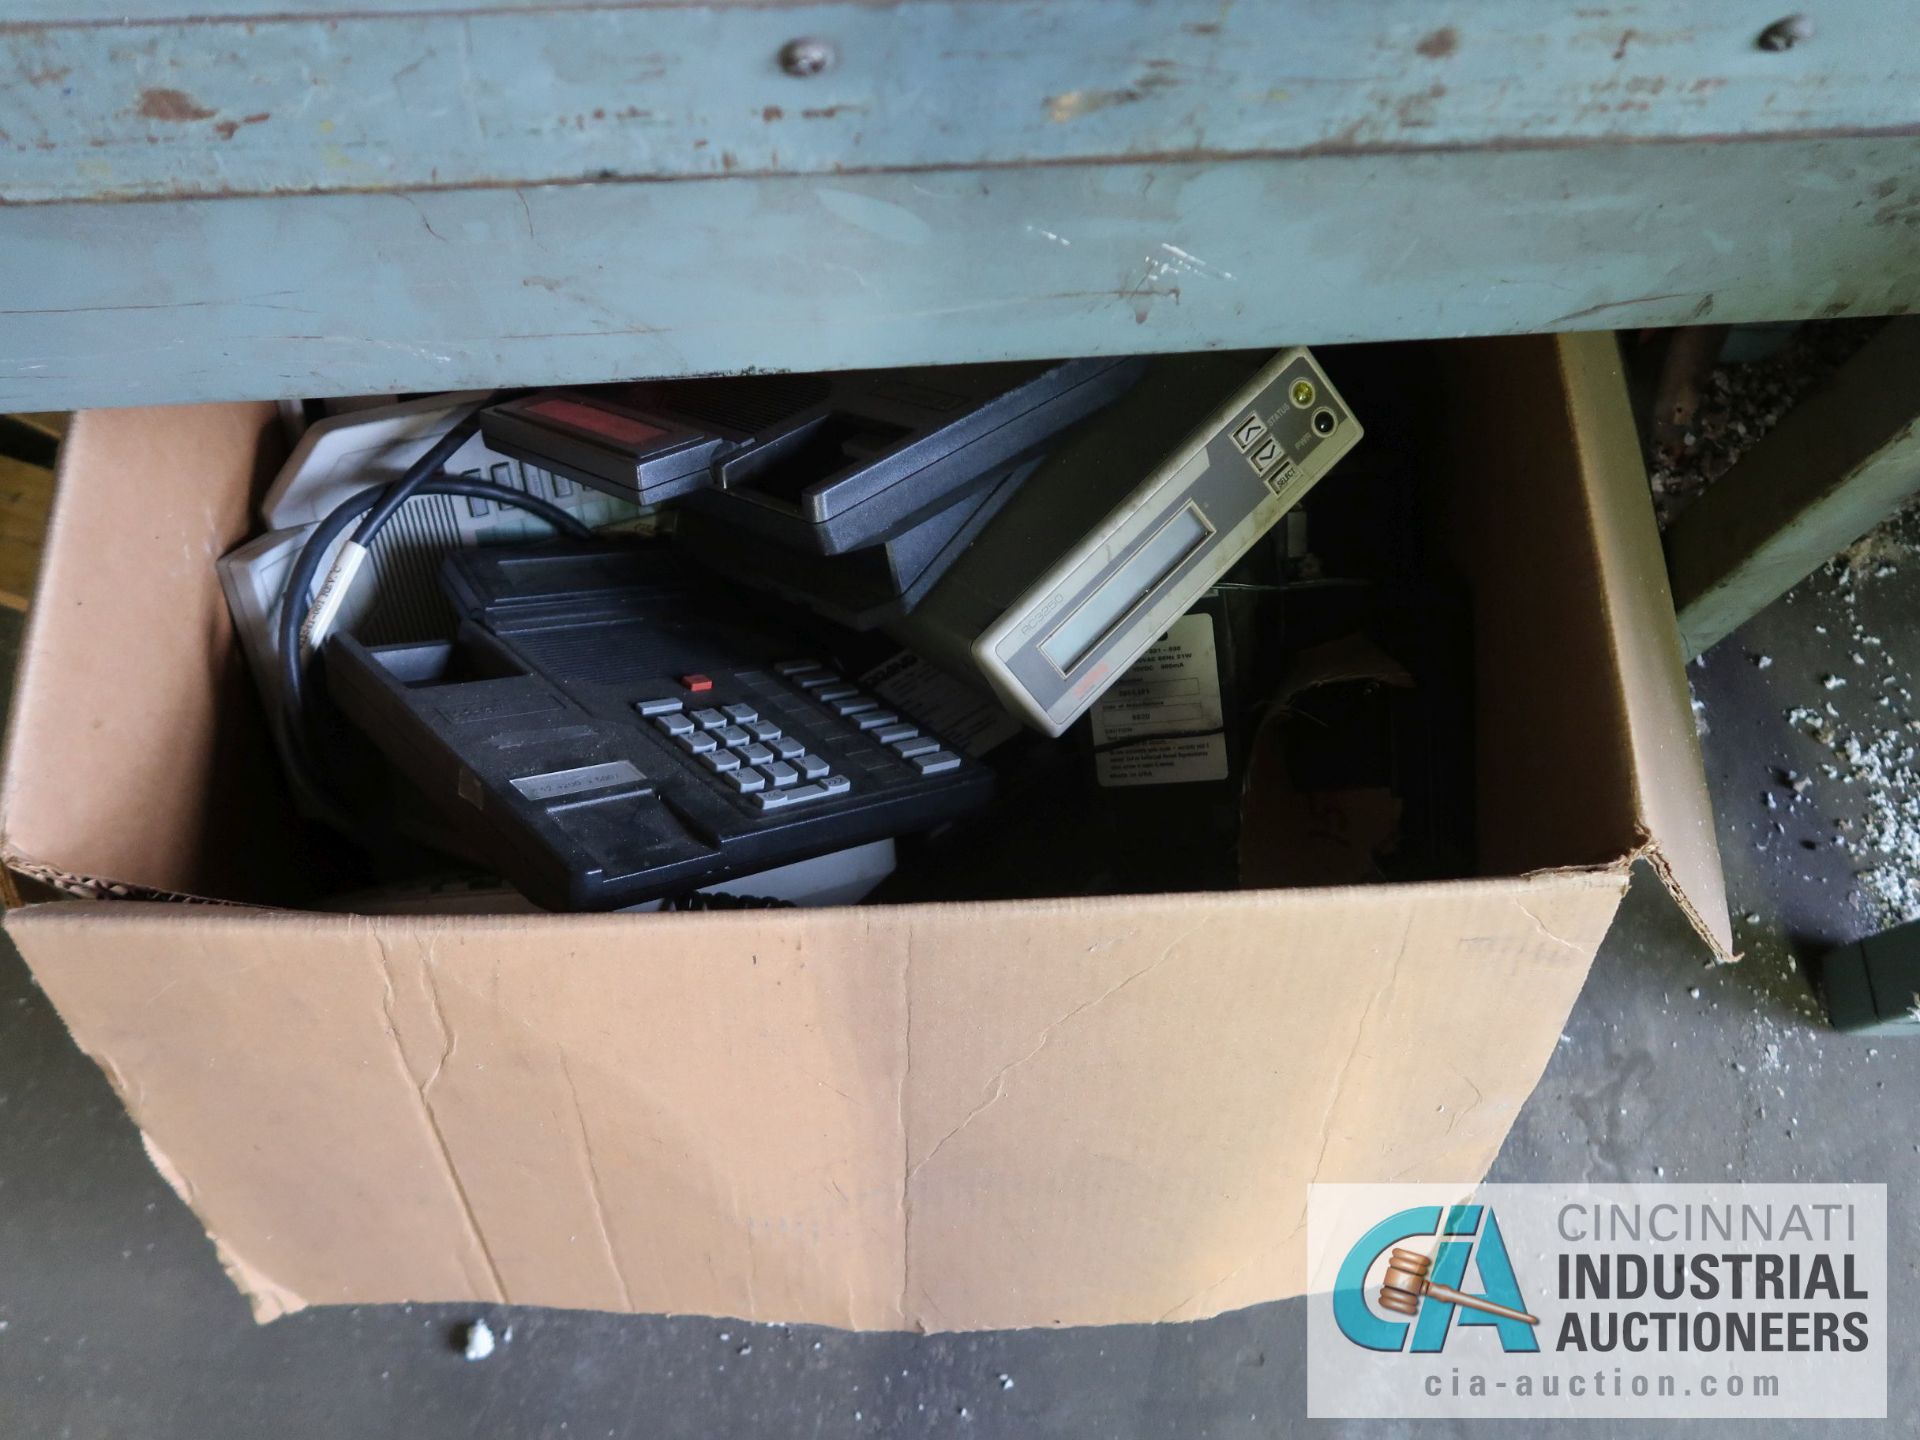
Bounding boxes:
1 545 1916 1437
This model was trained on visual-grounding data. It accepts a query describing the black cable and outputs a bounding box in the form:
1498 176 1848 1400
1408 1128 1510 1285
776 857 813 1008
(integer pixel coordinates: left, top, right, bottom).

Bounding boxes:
277 484 382 753
350 410 482 546
277 473 590 734
274 474 594 816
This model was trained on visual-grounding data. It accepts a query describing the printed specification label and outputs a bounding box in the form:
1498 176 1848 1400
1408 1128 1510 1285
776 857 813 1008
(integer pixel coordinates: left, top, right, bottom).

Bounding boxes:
861 652 1020 758
1091 613 1228 787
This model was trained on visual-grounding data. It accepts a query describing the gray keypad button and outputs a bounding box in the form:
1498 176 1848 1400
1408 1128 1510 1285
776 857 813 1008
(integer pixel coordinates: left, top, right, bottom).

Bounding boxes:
794 673 837 691
775 660 823 676
748 719 782 743
675 730 718 755
912 750 962 775
832 697 878 717
739 743 775 767
821 773 852 795
872 722 919 745
796 752 830 780
760 759 799 787
723 703 758 724
634 697 684 716
816 685 859 702
701 749 741 773
890 735 940 758
691 708 727 730
725 767 766 793
715 725 750 747
769 778 849 808
773 735 806 759
852 710 898 730
652 712 695 737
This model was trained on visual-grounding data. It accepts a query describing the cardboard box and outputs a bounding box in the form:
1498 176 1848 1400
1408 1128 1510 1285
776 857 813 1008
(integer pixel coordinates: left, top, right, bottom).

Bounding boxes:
0 335 1729 1330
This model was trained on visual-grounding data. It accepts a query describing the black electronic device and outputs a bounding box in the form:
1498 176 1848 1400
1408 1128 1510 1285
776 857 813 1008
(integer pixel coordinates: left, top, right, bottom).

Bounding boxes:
324 542 994 910
1820 923 1920 1034
477 357 1145 555
673 453 1042 630
885 349 1362 735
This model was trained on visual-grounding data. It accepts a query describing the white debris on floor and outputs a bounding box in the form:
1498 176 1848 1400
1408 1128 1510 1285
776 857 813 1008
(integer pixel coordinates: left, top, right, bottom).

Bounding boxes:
1646 320 1881 528
460 1319 496 1361
1774 521 1920 927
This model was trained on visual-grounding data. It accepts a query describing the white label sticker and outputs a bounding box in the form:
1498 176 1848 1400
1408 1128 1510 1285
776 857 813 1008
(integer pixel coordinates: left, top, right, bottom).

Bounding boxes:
1095 732 1229 787
509 759 645 801
1091 612 1229 786
860 652 1020 758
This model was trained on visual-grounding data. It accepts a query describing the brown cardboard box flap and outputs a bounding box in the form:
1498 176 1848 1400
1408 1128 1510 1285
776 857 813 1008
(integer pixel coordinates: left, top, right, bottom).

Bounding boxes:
0 405 297 907
1552 334 1734 961
1443 336 1732 962
8 868 1623 1330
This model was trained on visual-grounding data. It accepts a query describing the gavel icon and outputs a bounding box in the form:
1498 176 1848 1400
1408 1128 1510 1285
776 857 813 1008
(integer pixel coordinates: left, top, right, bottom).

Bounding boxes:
1379 1248 1539 1325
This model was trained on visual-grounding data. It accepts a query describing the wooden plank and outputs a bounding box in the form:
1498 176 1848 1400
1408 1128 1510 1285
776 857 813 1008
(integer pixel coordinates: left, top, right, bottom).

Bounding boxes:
4 135 1919 410
9 413 67 440
0 413 60 468
1 0 1915 205
1668 318 1920 657
0 453 54 610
